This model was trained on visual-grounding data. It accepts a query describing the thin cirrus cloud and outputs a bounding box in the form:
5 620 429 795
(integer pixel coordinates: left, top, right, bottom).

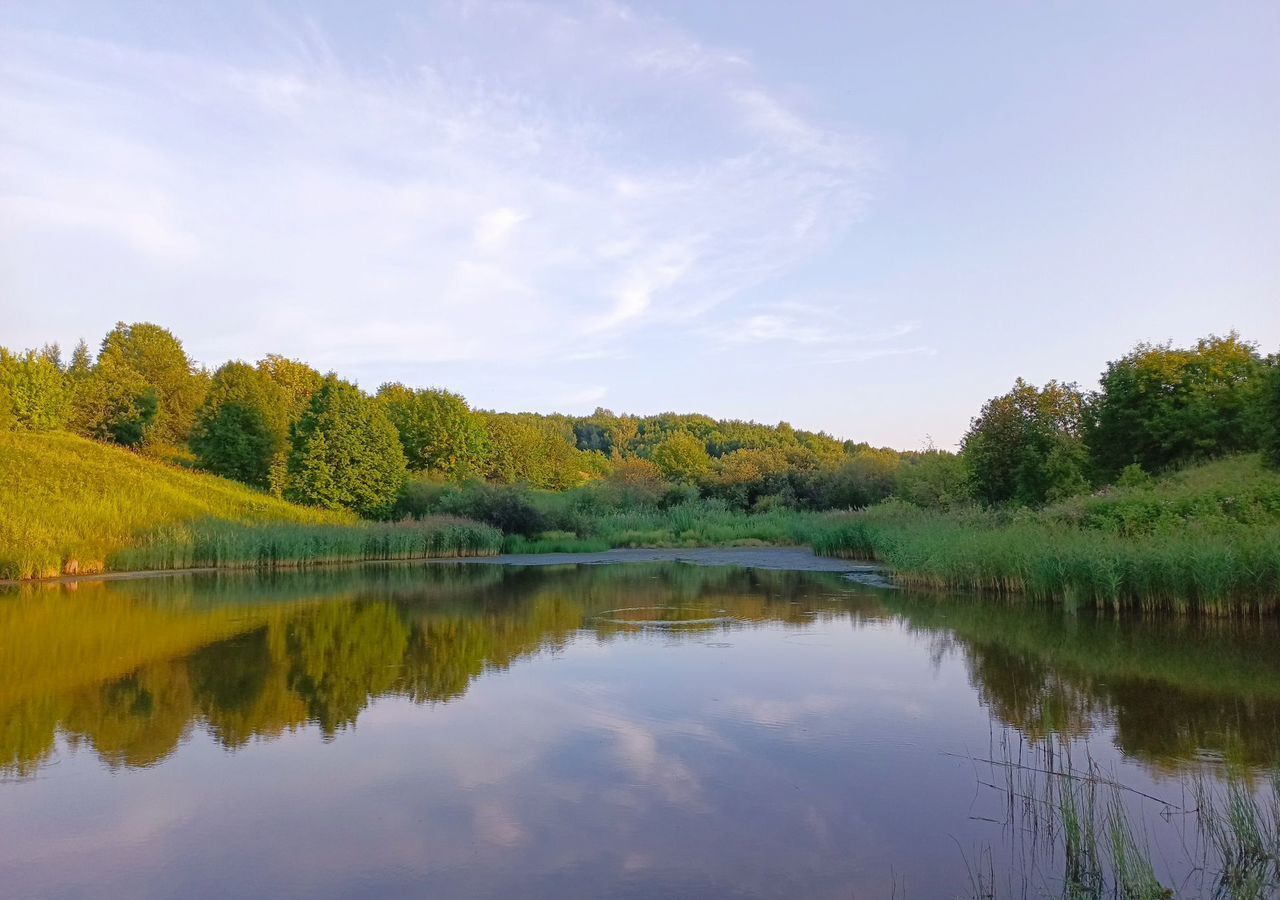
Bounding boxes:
0 0 882 393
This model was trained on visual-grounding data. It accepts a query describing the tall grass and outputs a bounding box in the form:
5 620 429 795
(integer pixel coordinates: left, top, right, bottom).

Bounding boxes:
965 734 1280 898
109 517 503 572
811 501 1280 615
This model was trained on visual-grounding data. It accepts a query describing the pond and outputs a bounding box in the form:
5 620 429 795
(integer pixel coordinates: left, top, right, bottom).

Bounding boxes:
1 559 1278 898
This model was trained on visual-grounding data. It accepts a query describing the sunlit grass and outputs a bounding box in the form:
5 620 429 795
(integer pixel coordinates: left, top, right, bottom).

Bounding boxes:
0 432 499 579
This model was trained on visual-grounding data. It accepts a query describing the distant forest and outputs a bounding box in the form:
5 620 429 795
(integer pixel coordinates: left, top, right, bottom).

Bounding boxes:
2 323 1277 519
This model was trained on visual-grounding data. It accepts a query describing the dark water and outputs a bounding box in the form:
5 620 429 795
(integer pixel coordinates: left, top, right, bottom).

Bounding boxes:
1 562 1278 898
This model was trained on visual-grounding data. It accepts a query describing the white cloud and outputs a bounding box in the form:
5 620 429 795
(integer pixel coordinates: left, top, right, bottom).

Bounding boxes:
0 1 872 381
473 207 529 251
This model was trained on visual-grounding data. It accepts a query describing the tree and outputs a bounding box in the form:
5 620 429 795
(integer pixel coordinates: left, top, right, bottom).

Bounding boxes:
962 378 1087 507
377 383 488 478
480 413 592 489
0 347 69 431
285 378 407 518
1086 334 1265 477
191 362 285 487
69 354 159 447
812 448 902 509
1263 359 1280 468
98 322 206 446
68 340 92 379
257 354 323 423
650 432 713 485
256 354 324 494
895 451 971 510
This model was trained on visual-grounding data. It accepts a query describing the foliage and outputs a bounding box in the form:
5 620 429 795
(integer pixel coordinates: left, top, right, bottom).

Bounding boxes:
0 346 68 431
97 322 207 447
650 431 714 483
286 377 408 518
894 450 970 509
810 447 901 508
481 412 599 489
69 353 159 447
1264 360 1280 468
377 383 488 477
1087 333 1266 478
963 378 1087 507
191 362 286 487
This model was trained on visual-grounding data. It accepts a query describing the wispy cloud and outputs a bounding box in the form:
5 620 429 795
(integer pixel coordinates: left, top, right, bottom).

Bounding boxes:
0 1 872 378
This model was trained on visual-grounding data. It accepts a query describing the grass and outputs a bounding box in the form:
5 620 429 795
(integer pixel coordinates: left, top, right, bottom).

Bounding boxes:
0 432 499 579
965 734 1280 898
810 456 1280 614
110 517 503 573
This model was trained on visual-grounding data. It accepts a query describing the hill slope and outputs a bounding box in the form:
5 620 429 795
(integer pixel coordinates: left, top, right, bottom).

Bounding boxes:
0 431 351 579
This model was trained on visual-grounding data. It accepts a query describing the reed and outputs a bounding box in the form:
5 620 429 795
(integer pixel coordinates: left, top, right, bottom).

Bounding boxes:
108 517 503 572
811 502 1280 615
968 734 1280 897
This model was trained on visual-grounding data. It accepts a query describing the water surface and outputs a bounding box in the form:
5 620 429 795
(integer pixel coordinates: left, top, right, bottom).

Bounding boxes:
2 562 1277 898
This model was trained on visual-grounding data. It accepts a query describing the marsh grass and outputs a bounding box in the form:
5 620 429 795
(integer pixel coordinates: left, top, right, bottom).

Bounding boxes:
109 517 503 573
811 503 1280 615
968 734 1280 898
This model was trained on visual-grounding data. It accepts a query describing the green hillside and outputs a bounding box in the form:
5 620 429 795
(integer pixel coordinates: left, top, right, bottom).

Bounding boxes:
0 431 352 579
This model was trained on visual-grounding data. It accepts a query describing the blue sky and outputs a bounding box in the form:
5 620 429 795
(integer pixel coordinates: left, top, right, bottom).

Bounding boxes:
2 1 1276 448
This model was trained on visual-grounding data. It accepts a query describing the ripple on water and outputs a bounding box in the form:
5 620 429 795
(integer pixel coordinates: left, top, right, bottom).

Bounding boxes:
593 606 742 629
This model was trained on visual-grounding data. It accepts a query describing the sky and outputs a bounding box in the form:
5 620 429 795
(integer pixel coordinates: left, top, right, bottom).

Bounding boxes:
1 1 1277 449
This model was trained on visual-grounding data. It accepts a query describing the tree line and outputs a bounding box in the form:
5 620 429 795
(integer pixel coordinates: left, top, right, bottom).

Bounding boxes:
961 333 1280 507
2 323 1277 520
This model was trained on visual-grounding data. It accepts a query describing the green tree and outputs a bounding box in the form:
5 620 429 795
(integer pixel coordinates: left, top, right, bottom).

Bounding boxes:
191 362 286 487
814 447 902 508
963 378 1087 507
894 451 971 510
286 377 407 517
256 354 324 494
1263 359 1280 468
480 413 590 489
70 355 158 447
67 340 92 379
98 322 206 446
650 432 713 484
0 347 69 431
377 383 488 478
1086 334 1265 477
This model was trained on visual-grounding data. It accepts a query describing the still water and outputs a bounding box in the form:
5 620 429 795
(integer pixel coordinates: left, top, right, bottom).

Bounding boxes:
1 561 1278 898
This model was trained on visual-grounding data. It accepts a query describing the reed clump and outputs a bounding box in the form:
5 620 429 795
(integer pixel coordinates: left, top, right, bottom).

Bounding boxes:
812 506 1280 614
811 456 1280 615
966 735 1280 898
109 517 503 572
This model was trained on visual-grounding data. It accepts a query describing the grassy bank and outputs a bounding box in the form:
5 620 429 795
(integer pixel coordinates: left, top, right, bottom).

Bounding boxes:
0 432 499 580
811 456 1280 614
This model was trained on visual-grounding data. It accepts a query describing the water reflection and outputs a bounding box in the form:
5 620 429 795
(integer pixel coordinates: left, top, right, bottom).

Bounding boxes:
0 565 872 776
900 598 1280 770
2 564 1279 779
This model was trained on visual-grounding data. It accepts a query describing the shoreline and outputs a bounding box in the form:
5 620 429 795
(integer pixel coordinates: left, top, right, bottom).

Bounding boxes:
0 546 894 589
